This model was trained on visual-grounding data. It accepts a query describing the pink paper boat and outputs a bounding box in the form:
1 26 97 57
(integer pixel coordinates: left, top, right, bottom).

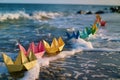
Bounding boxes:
18 41 45 58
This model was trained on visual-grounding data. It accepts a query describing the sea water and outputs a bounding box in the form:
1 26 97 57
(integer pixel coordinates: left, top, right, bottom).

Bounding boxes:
0 3 120 80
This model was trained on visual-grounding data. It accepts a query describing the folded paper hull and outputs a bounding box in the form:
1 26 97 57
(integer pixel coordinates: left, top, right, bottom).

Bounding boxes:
6 65 25 73
24 60 37 70
6 61 37 73
45 47 58 55
58 45 64 51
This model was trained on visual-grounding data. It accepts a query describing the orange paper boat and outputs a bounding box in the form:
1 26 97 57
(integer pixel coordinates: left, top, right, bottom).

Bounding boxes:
43 37 65 55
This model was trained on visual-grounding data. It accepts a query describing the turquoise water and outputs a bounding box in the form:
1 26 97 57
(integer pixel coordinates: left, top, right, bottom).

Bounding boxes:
0 3 120 80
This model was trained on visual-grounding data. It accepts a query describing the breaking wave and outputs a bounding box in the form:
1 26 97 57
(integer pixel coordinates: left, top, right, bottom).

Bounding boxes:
0 11 62 22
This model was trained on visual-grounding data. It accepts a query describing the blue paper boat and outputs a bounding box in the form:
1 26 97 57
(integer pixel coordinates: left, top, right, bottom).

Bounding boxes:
66 31 80 40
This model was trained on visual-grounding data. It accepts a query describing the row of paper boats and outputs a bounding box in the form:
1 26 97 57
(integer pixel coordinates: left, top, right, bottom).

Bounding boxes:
66 14 106 40
66 23 98 40
2 37 65 73
2 23 98 73
2 14 106 73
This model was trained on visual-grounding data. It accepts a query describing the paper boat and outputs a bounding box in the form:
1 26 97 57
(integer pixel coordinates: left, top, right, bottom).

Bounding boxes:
95 14 101 23
86 25 98 35
19 41 45 58
2 51 37 73
66 31 80 39
43 37 65 55
100 20 106 26
80 29 89 39
91 23 98 35
85 27 92 35
95 14 106 27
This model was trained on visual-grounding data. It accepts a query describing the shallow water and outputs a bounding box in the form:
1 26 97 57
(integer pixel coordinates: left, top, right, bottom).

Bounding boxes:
0 4 120 80
40 51 120 80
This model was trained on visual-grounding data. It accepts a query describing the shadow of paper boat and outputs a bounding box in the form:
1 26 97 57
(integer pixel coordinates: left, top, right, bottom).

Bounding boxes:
10 71 25 79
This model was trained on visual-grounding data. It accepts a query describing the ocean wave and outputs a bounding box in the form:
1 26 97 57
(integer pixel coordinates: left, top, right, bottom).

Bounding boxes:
0 11 30 21
69 38 93 49
32 11 62 20
0 11 62 22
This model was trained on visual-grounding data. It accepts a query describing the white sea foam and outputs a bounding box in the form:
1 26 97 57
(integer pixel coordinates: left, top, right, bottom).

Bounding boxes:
70 38 93 49
19 62 40 80
73 71 83 79
91 74 108 78
102 63 117 67
88 48 120 52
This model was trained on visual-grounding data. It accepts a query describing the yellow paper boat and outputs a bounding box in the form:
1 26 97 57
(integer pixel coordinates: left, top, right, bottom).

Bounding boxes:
2 51 37 73
43 37 65 55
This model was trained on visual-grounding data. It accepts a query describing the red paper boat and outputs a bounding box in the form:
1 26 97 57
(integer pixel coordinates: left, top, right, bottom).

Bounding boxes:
100 20 106 26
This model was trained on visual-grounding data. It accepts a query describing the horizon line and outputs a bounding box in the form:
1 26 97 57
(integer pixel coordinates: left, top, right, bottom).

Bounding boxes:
0 2 119 6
